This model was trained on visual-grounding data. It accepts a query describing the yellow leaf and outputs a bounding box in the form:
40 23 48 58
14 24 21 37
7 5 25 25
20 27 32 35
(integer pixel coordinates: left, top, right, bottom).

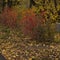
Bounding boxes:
29 58 32 60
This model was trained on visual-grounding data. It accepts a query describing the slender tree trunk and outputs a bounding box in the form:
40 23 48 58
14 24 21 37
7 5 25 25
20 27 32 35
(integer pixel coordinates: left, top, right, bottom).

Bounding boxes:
30 0 36 8
2 0 6 10
53 0 57 10
7 0 12 8
14 0 17 5
42 0 45 7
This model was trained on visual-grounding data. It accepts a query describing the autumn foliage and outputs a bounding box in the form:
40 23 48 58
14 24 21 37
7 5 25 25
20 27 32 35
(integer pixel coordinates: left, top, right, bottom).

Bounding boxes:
0 8 18 28
20 9 46 40
0 7 55 41
0 0 59 42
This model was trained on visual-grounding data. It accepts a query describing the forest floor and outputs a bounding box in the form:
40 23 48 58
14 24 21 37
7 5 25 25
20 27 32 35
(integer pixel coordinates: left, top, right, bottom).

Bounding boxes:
0 25 60 60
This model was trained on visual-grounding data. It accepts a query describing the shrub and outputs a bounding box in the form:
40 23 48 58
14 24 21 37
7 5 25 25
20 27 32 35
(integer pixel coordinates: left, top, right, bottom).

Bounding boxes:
20 9 37 35
20 9 47 41
0 7 18 28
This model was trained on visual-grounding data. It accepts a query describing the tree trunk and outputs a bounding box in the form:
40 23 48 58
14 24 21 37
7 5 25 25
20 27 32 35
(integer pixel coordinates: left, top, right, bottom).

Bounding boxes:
2 0 6 10
30 0 36 8
53 0 57 10
7 0 12 8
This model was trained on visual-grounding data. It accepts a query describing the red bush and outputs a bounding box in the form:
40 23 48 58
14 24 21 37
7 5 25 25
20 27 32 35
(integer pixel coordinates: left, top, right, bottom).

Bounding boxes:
20 9 46 39
0 8 18 28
